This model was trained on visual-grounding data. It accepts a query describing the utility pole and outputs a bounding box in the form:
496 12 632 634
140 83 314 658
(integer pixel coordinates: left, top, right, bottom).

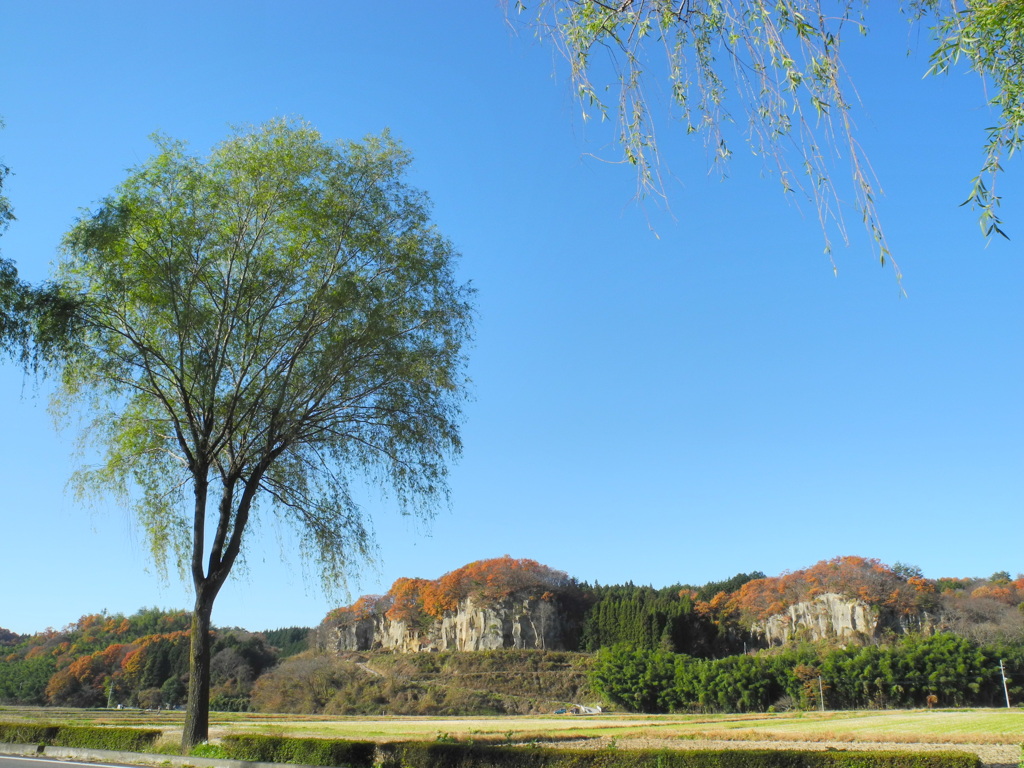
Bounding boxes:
818 676 825 712
999 659 1011 708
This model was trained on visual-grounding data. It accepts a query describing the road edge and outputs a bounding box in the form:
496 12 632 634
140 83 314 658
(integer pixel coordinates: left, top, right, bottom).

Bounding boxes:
0 744 317 768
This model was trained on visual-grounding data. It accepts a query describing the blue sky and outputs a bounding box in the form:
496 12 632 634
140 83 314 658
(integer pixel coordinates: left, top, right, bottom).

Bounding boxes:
1 2 1020 636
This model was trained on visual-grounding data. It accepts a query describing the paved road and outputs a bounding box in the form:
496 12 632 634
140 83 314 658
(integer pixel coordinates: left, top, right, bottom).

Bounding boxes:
0 756 142 768
0 746 280 768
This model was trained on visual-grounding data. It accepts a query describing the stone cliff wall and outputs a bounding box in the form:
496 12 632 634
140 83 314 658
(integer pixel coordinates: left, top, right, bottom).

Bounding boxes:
317 593 569 653
318 590 936 655
756 592 933 646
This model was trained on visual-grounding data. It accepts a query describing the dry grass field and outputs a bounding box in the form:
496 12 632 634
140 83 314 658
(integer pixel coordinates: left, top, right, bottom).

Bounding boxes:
1 706 1021 767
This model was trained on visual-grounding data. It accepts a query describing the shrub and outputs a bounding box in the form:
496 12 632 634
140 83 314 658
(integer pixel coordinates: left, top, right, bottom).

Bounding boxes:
189 742 229 758
220 734 377 767
0 722 160 752
52 725 161 751
173 732 984 768
0 724 59 745
380 744 981 768
210 693 251 711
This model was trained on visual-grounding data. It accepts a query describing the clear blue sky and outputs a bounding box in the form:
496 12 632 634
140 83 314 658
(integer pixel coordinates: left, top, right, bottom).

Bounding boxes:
1 2 1020 636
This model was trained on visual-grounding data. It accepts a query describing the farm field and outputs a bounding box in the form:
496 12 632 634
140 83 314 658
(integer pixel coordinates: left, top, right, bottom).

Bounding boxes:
1 706 1021 767
1 705 1021 743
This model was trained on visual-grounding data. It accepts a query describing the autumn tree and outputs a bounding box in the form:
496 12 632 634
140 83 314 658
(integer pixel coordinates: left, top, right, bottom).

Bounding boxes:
727 556 938 624
54 119 473 747
512 1 1023 266
45 643 132 708
120 632 191 696
357 557 573 624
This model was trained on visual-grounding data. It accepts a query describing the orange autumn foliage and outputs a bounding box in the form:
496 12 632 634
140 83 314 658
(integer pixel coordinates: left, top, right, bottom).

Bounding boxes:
907 576 935 593
44 642 133 705
119 630 191 686
970 583 1022 605
330 556 571 626
425 556 568 614
694 589 740 627
327 594 390 622
723 556 933 623
385 578 434 623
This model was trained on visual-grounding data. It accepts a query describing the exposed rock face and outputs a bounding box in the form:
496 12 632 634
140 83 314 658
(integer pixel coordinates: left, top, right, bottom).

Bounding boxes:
316 592 569 653
756 592 933 646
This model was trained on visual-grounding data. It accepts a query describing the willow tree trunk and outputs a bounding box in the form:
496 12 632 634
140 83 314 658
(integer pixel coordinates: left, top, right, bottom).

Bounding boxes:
182 590 214 749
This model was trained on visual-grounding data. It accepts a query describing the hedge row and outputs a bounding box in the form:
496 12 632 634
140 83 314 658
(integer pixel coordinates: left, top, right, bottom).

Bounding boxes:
385 744 982 768
221 734 377 766
0 722 161 751
0 726 985 768
219 734 981 768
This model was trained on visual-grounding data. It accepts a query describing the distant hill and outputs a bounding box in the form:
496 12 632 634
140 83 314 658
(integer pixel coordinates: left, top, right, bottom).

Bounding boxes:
3 554 1021 716
318 555 1024 656
0 607 310 710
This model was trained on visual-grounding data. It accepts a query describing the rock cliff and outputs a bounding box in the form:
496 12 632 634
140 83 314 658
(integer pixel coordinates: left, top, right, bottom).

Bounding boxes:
755 592 933 646
316 592 571 653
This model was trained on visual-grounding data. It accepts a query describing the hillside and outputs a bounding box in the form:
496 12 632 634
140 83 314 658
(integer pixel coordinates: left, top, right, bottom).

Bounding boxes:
315 555 769 658
3 555 1022 715
0 607 308 710
318 555 1024 656
251 649 595 715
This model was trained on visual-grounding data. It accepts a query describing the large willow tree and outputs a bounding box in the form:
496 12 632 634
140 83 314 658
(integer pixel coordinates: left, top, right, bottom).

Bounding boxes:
56 120 473 746
514 0 1023 272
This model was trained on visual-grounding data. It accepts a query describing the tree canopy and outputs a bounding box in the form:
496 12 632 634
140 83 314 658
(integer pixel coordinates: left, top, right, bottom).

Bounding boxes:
513 1 1023 269
55 119 473 745
0 132 81 370
0 155 21 357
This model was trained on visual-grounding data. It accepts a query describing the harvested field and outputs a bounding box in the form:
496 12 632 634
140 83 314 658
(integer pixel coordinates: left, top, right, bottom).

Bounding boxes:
550 737 1020 768
0 706 1020 767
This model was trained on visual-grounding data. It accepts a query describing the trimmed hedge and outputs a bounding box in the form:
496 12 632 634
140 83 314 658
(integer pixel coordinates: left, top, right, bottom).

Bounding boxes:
382 744 982 768
220 734 378 767
0 722 161 752
0 725 984 768
0 724 59 745
219 736 982 768
52 724 162 751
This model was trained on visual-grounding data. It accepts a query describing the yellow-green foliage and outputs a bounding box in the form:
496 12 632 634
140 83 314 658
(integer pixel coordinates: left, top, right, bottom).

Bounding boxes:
221 734 377 766
386 744 982 768
0 722 161 751
217 737 983 768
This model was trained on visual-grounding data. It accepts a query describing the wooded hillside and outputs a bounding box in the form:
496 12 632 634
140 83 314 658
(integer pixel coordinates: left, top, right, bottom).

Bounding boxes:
0 608 306 710
3 555 1022 714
